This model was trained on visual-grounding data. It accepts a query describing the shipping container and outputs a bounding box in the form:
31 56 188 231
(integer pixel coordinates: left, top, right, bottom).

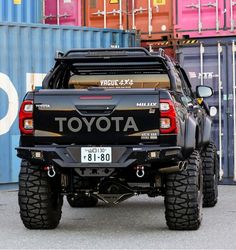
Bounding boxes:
174 0 236 39
128 0 173 41
86 0 174 41
226 0 236 32
43 0 173 41
0 0 42 23
44 0 82 26
0 22 138 184
84 0 128 30
177 37 236 184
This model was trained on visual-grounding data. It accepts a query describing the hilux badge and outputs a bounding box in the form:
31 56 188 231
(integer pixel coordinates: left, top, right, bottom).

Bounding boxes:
136 103 157 107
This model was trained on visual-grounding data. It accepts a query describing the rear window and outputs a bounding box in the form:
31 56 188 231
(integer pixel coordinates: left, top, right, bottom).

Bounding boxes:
68 74 170 89
46 55 170 89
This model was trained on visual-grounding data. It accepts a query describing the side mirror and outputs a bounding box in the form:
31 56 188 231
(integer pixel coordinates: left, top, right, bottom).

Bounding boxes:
196 85 213 98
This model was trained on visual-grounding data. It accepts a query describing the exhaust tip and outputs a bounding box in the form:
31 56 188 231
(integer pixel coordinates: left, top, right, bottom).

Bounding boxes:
158 161 187 174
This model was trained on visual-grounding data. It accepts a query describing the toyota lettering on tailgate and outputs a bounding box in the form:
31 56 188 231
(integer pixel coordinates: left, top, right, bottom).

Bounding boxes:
55 116 139 132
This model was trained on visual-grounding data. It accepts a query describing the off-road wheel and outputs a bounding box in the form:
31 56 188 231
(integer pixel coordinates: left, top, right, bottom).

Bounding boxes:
67 195 98 208
18 160 63 229
165 150 203 230
201 142 219 207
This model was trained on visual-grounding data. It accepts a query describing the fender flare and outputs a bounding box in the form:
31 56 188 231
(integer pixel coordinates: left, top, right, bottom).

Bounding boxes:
202 116 212 145
184 115 197 154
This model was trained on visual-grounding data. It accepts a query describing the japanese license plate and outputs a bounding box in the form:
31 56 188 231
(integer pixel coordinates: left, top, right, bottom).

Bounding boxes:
81 147 112 163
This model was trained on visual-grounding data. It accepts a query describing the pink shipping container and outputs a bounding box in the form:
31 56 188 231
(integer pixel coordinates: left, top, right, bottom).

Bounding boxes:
44 0 82 26
226 0 236 32
174 0 236 39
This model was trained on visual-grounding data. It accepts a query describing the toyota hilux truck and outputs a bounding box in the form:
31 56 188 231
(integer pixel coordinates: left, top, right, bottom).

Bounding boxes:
16 47 218 230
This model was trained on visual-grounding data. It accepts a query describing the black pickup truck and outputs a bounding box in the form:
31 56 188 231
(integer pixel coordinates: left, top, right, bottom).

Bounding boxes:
17 47 218 230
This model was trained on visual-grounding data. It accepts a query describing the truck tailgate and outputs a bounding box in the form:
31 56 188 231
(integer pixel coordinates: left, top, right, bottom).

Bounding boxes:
33 89 160 145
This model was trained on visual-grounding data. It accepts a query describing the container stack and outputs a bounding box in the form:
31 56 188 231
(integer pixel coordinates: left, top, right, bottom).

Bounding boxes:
174 0 236 184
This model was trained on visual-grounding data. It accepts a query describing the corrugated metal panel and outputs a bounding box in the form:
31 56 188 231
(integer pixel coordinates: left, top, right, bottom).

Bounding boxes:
226 0 236 32
127 0 173 41
44 0 174 41
177 37 236 184
174 0 236 39
0 0 43 23
84 0 128 30
44 0 82 26
86 0 174 40
0 22 139 184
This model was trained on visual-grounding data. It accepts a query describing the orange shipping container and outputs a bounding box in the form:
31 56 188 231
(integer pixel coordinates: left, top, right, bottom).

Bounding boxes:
84 0 174 41
84 0 128 30
129 0 173 41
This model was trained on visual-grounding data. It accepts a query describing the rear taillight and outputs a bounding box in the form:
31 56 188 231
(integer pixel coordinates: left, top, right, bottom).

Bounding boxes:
160 99 178 134
19 100 34 135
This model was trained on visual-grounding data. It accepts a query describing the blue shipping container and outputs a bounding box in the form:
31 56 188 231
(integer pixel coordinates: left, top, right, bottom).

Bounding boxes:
0 0 42 23
0 22 139 184
177 37 236 184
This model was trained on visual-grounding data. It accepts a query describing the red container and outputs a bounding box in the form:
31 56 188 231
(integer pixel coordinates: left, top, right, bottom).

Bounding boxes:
44 0 81 26
174 0 236 39
84 0 173 41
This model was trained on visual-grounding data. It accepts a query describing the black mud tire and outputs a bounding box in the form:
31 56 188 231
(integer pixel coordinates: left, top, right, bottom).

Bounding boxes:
18 160 63 229
165 150 203 230
67 195 98 208
201 142 219 207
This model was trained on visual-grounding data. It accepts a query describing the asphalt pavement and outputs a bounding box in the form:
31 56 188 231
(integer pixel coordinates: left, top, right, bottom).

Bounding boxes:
0 185 236 249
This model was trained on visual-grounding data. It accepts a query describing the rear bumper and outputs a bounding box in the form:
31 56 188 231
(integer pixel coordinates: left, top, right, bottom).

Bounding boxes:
16 145 182 168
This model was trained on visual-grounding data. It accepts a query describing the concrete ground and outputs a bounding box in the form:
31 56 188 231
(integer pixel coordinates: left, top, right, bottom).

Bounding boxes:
0 185 235 249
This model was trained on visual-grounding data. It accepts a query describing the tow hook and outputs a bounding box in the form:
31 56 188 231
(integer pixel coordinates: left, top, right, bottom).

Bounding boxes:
136 165 145 178
44 166 56 178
